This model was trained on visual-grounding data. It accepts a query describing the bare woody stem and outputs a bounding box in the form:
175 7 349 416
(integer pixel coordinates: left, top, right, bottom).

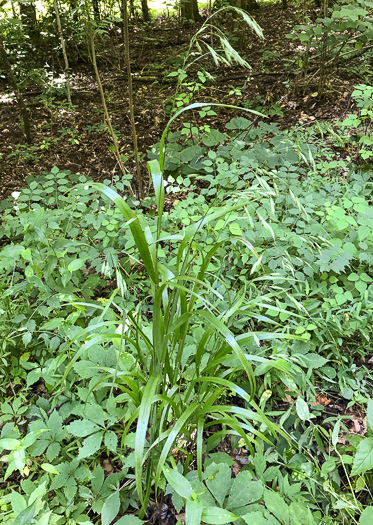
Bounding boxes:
53 0 72 108
86 12 135 197
123 0 143 200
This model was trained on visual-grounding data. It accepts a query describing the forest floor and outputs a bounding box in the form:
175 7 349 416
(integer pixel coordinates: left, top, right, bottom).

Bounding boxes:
0 4 362 201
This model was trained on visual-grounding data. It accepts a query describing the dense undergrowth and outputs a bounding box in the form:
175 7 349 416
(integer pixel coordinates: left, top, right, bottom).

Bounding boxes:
1 0 373 521
0 89 373 524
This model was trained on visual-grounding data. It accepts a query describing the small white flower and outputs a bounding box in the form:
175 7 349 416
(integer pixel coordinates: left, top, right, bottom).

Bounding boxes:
84 185 89 190
11 191 21 200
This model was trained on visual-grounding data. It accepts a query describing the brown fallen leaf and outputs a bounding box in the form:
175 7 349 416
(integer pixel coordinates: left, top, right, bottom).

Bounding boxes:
312 393 331 406
102 459 114 474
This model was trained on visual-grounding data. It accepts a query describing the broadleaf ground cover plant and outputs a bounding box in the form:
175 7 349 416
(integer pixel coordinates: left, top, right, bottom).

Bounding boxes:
0 96 372 523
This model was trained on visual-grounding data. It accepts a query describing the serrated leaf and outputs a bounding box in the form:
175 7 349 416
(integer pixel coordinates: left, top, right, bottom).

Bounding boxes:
64 476 77 500
204 462 232 507
102 491 120 525
27 369 41 387
227 472 263 508
9 491 27 516
104 431 118 452
84 403 106 427
67 419 101 437
302 353 327 369
48 411 64 438
78 431 103 459
92 465 105 494
46 442 61 462
331 252 354 274
264 489 289 524
50 462 74 490
351 437 373 476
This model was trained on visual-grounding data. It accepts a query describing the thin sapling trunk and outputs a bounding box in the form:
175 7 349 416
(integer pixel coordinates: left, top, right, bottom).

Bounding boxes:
0 33 31 143
85 4 135 197
53 0 72 108
123 0 143 199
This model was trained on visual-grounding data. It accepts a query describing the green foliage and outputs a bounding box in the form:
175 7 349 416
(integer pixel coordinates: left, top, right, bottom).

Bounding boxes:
164 442 369 524
337 84 373 161
165 6 263 115
350 400 373 476
0 98 373 523
287 0 373 91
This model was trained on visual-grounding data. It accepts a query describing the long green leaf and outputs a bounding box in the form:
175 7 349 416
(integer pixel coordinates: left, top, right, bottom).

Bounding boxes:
185 498 203 525
154 402 199 489
196 310 256 398
202 507 240 524
194 377 281 439
90 183 157 283
135 373 160 506
162 466 193 500
147 159 164 237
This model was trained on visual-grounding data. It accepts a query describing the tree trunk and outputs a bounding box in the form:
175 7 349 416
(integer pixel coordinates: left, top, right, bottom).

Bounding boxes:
92 0 100 20
242 0 259 11
181 0 200 21
141 0 150 22
54 0 72 108
0 34 31 143
10 0 17 17
18 0 40 42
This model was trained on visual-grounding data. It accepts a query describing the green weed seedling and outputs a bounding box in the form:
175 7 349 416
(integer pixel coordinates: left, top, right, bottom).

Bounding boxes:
7 144 40 163
58 126 80 145
338 84 373 161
